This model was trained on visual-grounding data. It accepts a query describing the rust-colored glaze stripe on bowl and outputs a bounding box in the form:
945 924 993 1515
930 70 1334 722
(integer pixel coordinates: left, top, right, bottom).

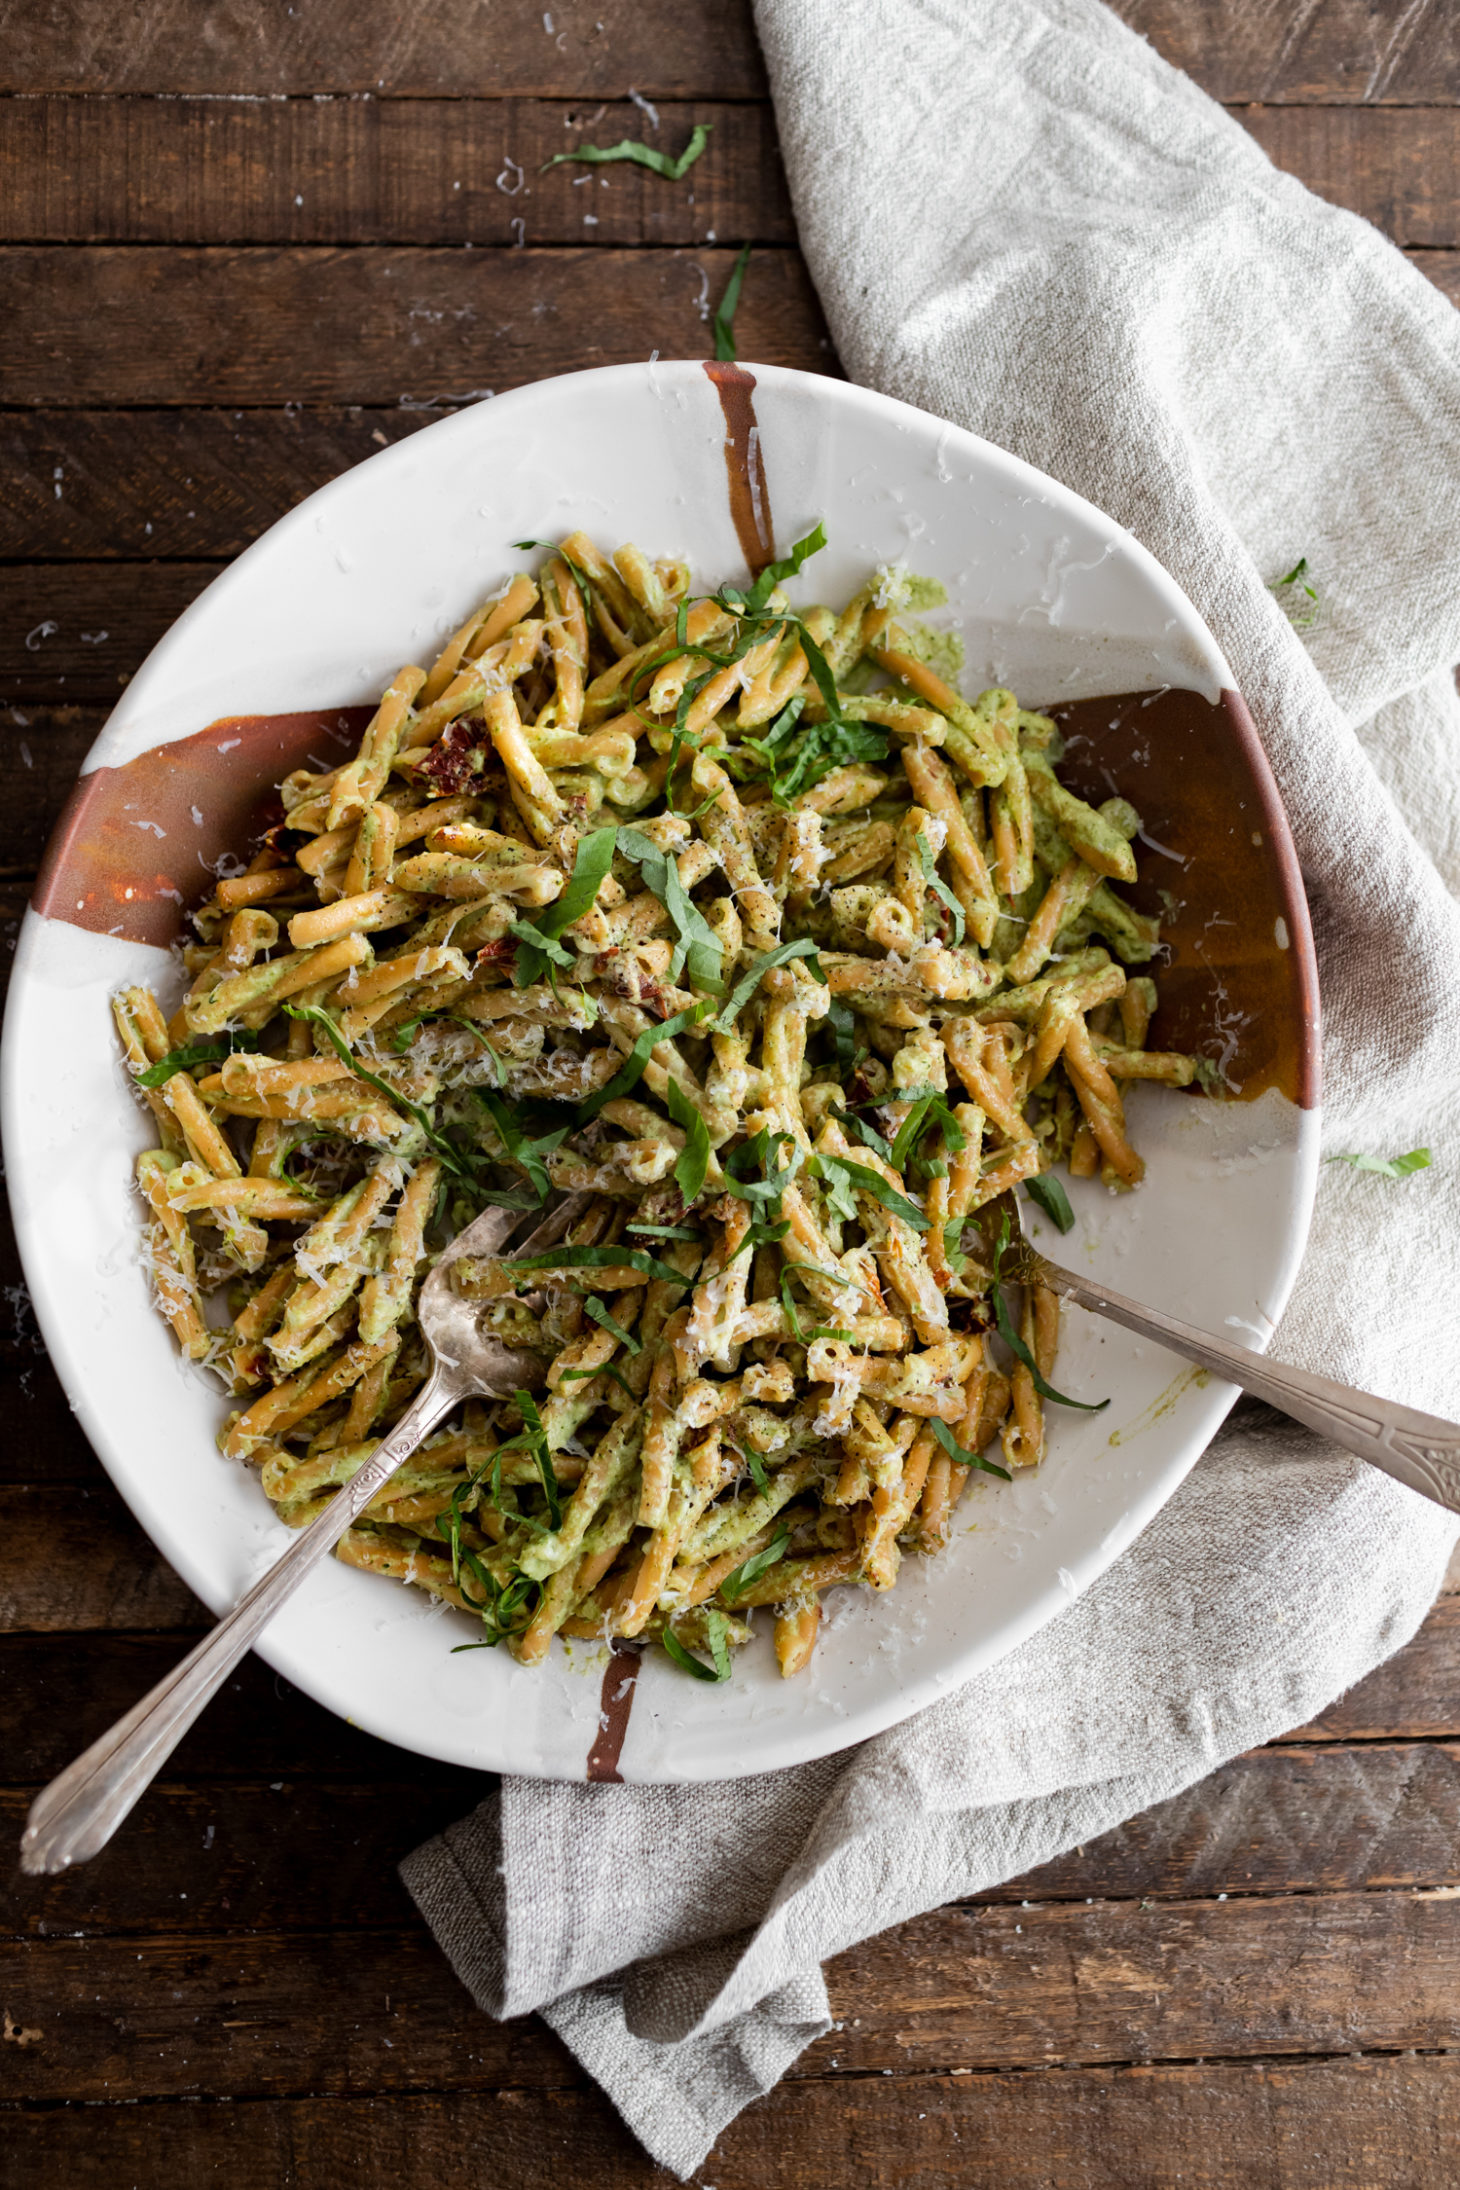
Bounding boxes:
703 360 776 578
31 709 370 950
1051 686 1320 1109
586 1642 643 1783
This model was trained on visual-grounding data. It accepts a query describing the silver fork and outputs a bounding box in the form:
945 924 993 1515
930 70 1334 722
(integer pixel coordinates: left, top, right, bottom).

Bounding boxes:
20 1190 591 1876
1006 1194 1460 1514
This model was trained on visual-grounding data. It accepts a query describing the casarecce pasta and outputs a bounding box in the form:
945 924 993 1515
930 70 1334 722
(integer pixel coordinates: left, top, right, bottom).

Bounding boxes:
116 525 1200 1683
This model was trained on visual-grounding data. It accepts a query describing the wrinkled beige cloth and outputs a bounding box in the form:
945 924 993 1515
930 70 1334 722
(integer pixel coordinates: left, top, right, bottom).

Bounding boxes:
404 2 1460 2172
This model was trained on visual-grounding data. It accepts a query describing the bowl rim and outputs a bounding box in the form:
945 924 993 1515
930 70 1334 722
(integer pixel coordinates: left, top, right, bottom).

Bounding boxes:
2 357 1322 1781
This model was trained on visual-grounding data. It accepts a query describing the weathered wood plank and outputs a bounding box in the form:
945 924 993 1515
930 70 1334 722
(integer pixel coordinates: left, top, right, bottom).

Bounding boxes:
0 1 767 99
5 1888 1460 2104
0 1482 203 1632
0 410 423 560
0 562 222 702
8 1742 1460 1943
13 98 1460 254
1115 0 1460 106
3 1779 484 1939
1 246 833 407
5 0 1459 104
0 704 104 871
0 1309 95 1485
0 1633 453 1781
6 2056 1460 2186
1238 103 1460 248
0 97 792 247
0 1928 566 2102
1013 1738 1460 1900
822 1889 1460 2075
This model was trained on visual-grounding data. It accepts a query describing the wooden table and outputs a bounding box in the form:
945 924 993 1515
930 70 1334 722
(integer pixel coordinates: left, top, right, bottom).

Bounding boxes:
4 5 1460 2181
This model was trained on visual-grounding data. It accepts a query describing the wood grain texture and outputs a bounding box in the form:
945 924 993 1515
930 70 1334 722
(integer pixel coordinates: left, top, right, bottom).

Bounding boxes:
0 1633 455 1781
1115 0 1460 105
0 97 792 247
0 0 770 98
0 1483 202 1632
0 1320 91 1485
6 0 1460 104
1 244 833 407
0 705 106 869
8 1744 1460 1943
8 2058 1460 2188
0 411 424 560
0 562 224 701
3 1780 487 1937
6 1889 1460 2104
1239 102 1460 247
13 97 1460 253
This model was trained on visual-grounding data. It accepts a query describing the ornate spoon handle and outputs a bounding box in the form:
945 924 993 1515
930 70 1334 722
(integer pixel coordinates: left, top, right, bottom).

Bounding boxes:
19 1364 466 1876
1037 1257 1460 1514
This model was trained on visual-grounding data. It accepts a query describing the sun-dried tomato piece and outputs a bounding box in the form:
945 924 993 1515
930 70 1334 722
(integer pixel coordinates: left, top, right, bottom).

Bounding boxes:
417 713 492 796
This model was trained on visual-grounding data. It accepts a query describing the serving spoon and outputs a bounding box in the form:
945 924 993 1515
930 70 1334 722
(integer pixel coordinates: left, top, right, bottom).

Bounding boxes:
20 1190 592 1877
1005 1194 1460 1515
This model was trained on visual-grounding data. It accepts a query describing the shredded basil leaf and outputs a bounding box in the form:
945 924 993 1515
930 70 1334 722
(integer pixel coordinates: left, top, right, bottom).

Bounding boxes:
917 831 966 946
135 1030 261 1087
720 1524 791 1601
727 1216 791 1265
1268 555 1321 631
542 123 711 180
1326 1147 1431 1180
929 1416 1013 1482
617 826 724 994
662 1620 732 1681
745 1449 770 1494
713 243 751 364
810 1150 928 1232
283 1002 477 1181
711 939 826 1034
507 1243 691 1288
509 826 616 988
514 1389 562 1530
1025 1173 1076 1233
664 1076 711 1204
576 999 713 1123
626 1222 703 1240
584 1297 642 1355
843 1108 895 1163
744 522 827 615
473 1089 568 1206
778 1267 805 1340
827 997 857 1079
562 1360 639 1402
991 1215 1108 1412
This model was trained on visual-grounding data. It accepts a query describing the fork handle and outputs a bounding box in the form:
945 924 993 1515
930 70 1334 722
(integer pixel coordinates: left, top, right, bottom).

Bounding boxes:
1039 1258 1460 1515
19 1362 467 1876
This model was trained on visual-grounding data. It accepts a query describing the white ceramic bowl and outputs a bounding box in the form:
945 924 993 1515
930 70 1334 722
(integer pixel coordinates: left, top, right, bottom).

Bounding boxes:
1 361 1320 1782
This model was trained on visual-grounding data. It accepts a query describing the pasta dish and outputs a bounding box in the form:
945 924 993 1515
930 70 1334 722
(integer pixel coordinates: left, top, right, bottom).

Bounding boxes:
114 526 1198 1683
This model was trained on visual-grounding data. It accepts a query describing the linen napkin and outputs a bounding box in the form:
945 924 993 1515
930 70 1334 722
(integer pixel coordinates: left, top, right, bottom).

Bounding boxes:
403 2 1460 2171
